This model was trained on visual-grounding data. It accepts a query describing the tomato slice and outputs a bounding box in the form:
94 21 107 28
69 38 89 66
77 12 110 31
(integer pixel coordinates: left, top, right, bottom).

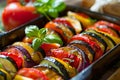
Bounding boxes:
50 46 81 69
0 52 23 69
94 20 120 31
45 21 73 43
13 42 42 64
53 17 76 35
53 18 74 29
40 43 60 56
69 34 103 60
50 45 90 72
92 24 119 37
89 27 120 44
15 68 49 80
4 46 35 67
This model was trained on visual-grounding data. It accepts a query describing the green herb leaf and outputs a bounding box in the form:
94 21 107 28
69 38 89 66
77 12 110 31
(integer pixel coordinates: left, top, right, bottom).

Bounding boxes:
44 34 63 46
25 25 63 50
25 25 39 37
34 0 66 19
38 28 47 39
32 38 43 51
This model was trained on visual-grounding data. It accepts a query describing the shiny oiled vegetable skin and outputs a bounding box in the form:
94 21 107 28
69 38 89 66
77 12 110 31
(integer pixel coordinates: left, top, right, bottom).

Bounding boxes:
14 12 120 80
0 11 120 80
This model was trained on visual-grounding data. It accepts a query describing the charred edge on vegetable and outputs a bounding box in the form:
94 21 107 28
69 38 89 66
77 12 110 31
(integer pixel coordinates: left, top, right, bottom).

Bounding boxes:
82 32 107 52
13 46 36 67
44 57 70 80
68 40 95 60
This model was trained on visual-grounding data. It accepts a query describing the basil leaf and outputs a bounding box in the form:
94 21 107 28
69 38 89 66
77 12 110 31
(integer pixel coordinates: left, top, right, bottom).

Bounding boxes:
52 0 66 12
25 25 39 37
38 28 47 39
44 34 63 46
34 0 66 19
47 9 58 18
32 38 43 51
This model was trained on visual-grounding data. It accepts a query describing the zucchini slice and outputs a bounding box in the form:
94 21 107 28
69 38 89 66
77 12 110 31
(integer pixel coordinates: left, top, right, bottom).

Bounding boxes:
39 57 69 80
81 32 107 53
0 55 17 77
0 68 12 80
86 29 115 51
83 31 107 52
34 65 64 80
4 45 36 67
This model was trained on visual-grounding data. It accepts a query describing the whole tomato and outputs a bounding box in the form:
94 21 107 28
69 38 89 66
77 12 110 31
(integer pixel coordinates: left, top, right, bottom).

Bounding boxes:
2 1 39 31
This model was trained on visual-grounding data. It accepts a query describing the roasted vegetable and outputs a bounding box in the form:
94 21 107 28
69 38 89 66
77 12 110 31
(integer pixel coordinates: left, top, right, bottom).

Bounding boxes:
67 11 96 29
0 55 18 77
0 68 12 80
14 68 49 80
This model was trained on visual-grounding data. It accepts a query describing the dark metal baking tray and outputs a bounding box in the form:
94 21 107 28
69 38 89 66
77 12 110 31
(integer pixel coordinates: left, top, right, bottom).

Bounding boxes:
0 5 120 80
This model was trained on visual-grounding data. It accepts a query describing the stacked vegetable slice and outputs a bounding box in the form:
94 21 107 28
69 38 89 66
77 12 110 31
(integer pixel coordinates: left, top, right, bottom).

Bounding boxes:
0 11 120 80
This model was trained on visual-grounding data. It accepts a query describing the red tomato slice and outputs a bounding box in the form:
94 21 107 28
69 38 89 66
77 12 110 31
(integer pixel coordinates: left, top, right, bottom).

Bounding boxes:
89 26 119 37
17 68 49 80
50 47 81 69
40 43 60 56
0 51 23 69
53 18 74 29
45 22 66 42
94 20 120 31
69 34 103 60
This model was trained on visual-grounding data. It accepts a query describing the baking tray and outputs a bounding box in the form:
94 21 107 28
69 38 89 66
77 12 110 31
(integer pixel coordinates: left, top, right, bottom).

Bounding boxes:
0 5 120 80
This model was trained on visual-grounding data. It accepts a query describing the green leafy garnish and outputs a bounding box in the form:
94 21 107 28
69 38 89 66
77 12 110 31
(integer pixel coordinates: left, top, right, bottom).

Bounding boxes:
25 25 63 50
34 0 66 20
